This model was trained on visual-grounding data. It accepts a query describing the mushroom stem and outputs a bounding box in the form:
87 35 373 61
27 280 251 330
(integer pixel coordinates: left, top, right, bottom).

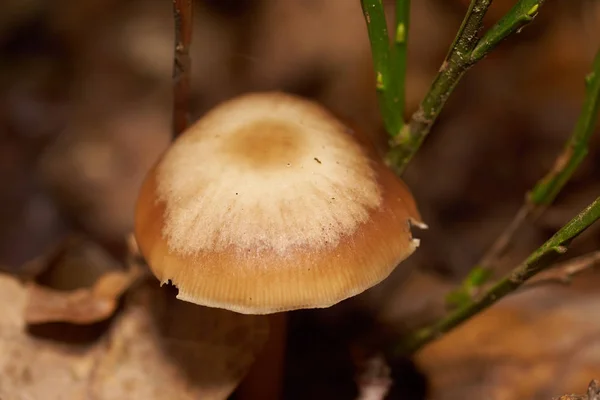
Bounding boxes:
235 312 288 399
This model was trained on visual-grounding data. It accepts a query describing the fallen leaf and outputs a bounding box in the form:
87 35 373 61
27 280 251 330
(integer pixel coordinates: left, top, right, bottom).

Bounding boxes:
416 285 600 400
24 268 141 325
0 273 102 399
24 235 123 290
0 273 270 399
554 379 600 400
88 282 270 400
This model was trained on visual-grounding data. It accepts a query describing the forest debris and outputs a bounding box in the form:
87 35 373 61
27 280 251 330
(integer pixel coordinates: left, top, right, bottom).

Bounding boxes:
524 251 600 289
0 273 102 399
555 379 600 400
88 283 270 399
19 234 144 325
24 268 140 325
23 235 123 289
416 285 600 400
0 272 270 400
354 354 392 400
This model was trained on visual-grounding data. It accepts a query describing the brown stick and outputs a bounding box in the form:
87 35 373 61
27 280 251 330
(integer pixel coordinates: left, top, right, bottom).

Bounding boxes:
555 379 600 400
478 203 533 269
523 250 600 289
172 0 193 137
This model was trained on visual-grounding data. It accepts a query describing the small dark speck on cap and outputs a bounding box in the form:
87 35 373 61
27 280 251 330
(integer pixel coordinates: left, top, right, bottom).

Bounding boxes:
314 157 322 164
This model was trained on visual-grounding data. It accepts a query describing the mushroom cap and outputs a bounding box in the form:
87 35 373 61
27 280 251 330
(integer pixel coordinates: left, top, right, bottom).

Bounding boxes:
135 92 424 314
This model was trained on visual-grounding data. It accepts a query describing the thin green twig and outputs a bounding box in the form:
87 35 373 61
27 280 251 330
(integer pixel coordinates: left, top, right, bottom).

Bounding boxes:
395 196 600 355
473 47 600 275
386 0 546 175
529 49 600 205
361 0 401 137
471 0 544 62
385 0 492 173
396 47 600 356
390 0 411 132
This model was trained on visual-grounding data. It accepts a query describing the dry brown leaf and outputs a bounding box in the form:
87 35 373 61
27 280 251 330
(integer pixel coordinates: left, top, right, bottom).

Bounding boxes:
21 235 123 289
0 273 103 399
24 268 140 325
21 235 143 325
0 273 269 400
88 282 270 400
416 285 600 400
554 379 600 400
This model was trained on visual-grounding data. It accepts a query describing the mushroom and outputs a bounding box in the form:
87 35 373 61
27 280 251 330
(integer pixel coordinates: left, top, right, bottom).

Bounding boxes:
134 91 425 398
134 91 424 315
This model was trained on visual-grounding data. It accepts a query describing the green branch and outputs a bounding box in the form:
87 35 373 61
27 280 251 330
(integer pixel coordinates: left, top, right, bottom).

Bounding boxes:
449 47 600 301
390 0 411 131
386 0 546 175
529 49 600 205
396 196 600 355
471 0 544 62
392 47 600 356
361 0 401 137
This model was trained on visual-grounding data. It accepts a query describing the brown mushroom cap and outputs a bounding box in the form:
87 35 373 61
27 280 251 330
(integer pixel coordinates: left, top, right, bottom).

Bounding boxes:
134 92 424 314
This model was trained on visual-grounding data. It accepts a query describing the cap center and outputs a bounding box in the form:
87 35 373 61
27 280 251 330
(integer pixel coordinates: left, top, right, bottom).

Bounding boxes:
222 120 305 169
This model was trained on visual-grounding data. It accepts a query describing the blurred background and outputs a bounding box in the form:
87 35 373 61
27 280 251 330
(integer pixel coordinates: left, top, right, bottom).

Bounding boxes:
1 0 600 399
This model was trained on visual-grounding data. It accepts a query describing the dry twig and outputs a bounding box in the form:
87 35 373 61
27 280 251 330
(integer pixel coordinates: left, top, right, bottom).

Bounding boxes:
477 48 600 271
172 0 193 137
555 379 600 400
447 48 600 306
524 251 600 289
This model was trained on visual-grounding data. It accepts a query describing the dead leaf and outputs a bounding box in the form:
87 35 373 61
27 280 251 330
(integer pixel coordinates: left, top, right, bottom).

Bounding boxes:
0 273 103 399
24 268 141 325
416 285 600 400
24 235 123 290
0 273 270 400
554 379 600 400
88 282 270 400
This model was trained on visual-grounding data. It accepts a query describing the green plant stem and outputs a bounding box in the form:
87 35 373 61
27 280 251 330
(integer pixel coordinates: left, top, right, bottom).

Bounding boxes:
361 0 401 137
471 0 545 62
386 0 546 175
529 49 600 205
473 47 600 274
390 0 410 129
395 196 600 355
